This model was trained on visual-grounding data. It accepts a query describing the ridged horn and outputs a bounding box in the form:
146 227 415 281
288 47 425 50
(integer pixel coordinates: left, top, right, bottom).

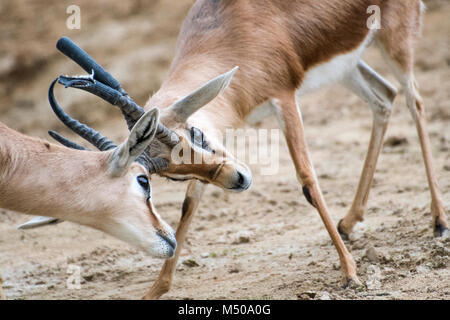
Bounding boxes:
48 79 116 151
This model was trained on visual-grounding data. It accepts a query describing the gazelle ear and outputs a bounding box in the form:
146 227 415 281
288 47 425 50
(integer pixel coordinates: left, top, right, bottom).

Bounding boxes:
109 108 160 176
168 66 238 121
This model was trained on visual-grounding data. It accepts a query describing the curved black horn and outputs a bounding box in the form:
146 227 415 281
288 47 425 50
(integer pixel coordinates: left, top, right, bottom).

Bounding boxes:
56 37 145 127
57 74 144 129
56 37 180 147
155 121 179 148
57 75 179 147
48 130 88 151
48 79 116 151
136 153 170 174
57 37 125 94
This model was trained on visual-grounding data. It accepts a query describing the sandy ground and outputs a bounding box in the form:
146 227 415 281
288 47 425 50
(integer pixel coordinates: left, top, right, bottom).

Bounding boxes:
0 0 449 300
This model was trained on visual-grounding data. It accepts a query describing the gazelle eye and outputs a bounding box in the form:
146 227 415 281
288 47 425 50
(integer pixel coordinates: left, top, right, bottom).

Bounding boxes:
190 126 203 147
137 175 150 191
190 126 214 153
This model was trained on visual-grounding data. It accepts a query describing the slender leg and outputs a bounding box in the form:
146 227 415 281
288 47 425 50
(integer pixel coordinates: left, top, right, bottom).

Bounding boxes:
143 180 206 299
403 76 449 237
377 36 449 237
338 61 397 237
271 91 360 287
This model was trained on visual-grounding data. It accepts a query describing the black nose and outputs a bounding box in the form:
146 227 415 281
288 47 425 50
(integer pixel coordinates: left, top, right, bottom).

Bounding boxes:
232 171 250 190
237 171 245 185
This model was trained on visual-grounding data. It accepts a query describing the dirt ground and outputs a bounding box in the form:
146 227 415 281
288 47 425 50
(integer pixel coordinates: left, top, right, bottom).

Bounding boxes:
0 0 449 300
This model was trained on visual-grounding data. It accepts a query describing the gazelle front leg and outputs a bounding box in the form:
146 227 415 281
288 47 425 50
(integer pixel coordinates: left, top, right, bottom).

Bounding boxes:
143 180 206 299
271 91 360 287
338 61 397 238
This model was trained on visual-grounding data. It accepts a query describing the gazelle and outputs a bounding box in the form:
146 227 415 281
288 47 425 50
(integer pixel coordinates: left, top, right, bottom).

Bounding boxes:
0 96 177 298
30 0 447 299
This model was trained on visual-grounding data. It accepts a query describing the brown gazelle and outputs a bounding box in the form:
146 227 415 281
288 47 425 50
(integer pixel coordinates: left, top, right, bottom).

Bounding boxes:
29 0 447 299
0 90 177 298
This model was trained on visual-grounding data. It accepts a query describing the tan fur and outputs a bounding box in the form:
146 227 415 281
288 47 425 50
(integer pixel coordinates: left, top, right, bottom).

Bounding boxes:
144 180 206 299
147 0 424 118
0 122 175 299
140 0 447 298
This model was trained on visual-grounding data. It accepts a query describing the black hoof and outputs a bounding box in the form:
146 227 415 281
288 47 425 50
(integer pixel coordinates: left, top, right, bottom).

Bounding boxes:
434 222 449 238
337 219 350 241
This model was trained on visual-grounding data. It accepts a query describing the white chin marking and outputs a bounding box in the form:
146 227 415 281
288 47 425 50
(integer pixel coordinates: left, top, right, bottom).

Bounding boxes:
147 242 174 259
164 173 193 180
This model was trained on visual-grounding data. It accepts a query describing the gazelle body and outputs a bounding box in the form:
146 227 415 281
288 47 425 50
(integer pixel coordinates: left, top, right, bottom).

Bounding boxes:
138 0 448 298
0 109 176 298
24 0 447 299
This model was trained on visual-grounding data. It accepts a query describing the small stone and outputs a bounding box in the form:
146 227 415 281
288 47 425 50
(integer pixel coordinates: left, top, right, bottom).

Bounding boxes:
201 252 210 258
318 291 331 300
297 291 316 300
182 259 200 268
232 236 250 244
83 275 94 282
416 265 430 274
384 136 408 147
231 232 253 245
365 246 381 263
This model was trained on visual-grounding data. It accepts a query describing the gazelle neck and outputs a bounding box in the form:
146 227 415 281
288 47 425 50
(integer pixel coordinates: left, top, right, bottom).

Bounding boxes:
0 123 110 222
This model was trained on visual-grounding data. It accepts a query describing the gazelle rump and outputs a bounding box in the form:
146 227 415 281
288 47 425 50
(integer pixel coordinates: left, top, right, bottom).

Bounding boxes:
25 0 447 299
0 108 177 298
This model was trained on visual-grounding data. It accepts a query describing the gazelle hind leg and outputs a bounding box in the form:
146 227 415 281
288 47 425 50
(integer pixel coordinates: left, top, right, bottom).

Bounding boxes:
143 180 206 299
338 61 397 238
376 39 449 237
402 74 448 237
270 92 360 287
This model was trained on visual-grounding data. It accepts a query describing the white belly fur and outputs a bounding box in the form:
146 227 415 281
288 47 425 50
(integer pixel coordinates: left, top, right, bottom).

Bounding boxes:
296 30 374 96
246 31 374 124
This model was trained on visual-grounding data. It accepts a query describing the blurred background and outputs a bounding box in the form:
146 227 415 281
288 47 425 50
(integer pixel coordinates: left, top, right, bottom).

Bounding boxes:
0 0 449 299
0 0 195 142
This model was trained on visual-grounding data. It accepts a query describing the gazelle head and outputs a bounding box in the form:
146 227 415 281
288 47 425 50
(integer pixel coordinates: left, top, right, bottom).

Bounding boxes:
146 68 253 191
54 37 251 192
42 80 177 258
